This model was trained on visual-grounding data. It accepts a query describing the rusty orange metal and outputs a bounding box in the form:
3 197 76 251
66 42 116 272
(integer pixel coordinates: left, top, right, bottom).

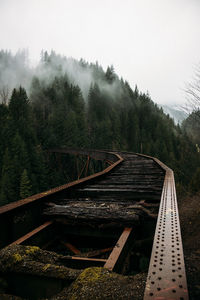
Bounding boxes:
0 151 123 215
8 221 53 247
0 149 188 299
142 156 189 300
104 227 132 271
61 241 81 255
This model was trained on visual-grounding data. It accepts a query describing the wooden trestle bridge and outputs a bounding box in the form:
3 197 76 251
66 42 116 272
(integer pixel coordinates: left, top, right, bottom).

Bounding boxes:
0 149 188 299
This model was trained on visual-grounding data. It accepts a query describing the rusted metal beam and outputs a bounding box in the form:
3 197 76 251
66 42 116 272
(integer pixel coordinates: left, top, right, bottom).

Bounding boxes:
76 154 80 179
0 152 123 215
85 155 90 177
8 221 53 246
79 247 113 258
143 164 189 299
71 256 107 263
61 256 107 268
105 160 113 165
78 156 90 179
61 241 81 255
104 227 132 272
48 148 120 163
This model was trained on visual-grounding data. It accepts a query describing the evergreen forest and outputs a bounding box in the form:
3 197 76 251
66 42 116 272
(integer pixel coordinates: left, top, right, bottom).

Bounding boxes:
0 50 199 206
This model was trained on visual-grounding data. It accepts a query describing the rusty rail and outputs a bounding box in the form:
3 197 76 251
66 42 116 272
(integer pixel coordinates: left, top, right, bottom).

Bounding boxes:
0 150 123 215
0 149 188 299
143 155 189 300
0 150 123 249
8 221 53 247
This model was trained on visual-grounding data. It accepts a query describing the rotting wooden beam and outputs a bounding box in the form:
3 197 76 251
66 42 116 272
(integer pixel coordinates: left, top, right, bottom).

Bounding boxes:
104 227 132 272
8 221 53 246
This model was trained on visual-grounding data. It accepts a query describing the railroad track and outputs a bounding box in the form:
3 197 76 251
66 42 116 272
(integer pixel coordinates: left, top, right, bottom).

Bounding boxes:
0 149 188 299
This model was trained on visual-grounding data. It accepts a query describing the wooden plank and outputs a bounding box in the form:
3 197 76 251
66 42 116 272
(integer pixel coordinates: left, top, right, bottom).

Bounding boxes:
43 206 142 223
77 188 162 192
88 178 163 184
81 185 162 190
104 227 132 271
8 221 53 246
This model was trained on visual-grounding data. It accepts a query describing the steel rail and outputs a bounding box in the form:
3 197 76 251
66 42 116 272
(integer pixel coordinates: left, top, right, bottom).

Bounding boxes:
104 227 133 272
0 148 188 299
143 156 188 300
8 221 53 247
0 150 123 215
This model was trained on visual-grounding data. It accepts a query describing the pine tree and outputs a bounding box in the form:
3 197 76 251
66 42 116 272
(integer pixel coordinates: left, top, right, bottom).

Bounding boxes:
20 169 32 199
0 149 17 204
9 87 29 123
105 65 116 84
189 167 200 192
0 104 9 175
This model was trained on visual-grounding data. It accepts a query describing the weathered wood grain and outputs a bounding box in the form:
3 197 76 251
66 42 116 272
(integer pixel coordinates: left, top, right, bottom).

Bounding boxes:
43 152 165 224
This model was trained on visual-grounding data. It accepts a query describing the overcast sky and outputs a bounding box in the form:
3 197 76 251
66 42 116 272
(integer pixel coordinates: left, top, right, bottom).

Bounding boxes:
0 0 200 105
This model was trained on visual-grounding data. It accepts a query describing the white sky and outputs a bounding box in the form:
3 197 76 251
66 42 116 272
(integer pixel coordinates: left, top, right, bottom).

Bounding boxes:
0 0 200 105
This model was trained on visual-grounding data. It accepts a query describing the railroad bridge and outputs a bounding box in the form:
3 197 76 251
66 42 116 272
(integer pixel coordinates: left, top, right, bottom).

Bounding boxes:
0 149 188 300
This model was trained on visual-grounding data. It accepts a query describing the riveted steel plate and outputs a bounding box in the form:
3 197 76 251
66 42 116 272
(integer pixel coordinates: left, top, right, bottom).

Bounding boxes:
144 170 188 300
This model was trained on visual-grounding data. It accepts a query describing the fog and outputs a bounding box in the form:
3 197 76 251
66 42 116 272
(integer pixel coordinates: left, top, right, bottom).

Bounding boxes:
0 50 125 103
0 0 200 105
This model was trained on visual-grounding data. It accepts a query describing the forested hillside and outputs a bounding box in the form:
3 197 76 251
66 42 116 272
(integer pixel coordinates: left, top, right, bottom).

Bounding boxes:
182 110 200 145
0 50 199 205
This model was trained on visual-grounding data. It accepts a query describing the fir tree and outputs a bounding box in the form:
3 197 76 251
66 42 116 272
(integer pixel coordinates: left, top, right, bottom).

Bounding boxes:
20 169 32 199
105 65 116 84
0 149 17 204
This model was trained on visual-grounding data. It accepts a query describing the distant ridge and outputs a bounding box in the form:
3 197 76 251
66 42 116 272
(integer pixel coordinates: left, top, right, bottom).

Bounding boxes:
159 104 187 124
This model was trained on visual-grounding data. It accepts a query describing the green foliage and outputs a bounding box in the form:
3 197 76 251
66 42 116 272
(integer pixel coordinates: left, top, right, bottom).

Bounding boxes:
0 87 50 205
0 51 200 205
9 87 29 122
20 169 32 199
105 65 116 84
0 148 17 204
189 167 200 193
182 110 200 145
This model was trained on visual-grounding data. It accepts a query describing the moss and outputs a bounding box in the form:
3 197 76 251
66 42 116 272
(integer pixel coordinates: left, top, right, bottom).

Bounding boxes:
0 245 81 282
9 246 39 266
66 268 147 300
67 267 115 300
78 267 109 283
25 246 39 255
43 263 51 271
12 253 22 262
68 295 77 300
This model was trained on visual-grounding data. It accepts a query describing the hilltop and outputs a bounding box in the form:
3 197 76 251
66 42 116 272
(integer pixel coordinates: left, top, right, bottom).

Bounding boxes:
159 104 187 124
0 50 199 206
